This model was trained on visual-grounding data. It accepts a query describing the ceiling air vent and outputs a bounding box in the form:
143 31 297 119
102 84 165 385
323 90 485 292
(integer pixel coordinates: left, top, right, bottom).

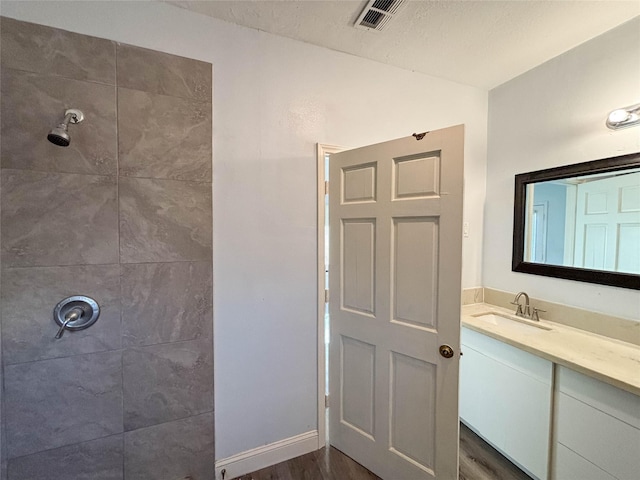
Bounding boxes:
354 0 406 32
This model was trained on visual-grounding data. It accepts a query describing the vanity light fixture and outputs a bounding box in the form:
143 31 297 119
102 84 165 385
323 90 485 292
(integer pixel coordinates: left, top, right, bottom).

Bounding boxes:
606 102 640 130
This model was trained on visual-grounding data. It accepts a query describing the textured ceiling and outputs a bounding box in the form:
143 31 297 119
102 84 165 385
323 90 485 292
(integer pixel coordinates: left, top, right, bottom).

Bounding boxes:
167 0 639 89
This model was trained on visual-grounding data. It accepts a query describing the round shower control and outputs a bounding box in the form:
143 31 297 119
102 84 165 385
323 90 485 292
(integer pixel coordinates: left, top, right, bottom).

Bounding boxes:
53 295 100 338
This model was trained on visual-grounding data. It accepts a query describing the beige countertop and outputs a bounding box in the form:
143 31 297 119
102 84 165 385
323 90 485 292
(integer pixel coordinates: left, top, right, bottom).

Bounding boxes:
462 303 640 397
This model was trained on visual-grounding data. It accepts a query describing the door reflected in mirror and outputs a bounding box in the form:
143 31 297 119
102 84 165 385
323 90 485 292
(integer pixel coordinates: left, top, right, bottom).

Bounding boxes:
524 168 640 274
512 152 640 289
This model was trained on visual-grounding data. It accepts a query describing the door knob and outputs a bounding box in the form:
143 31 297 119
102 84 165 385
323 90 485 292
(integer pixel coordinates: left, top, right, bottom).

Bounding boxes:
439 344 454 358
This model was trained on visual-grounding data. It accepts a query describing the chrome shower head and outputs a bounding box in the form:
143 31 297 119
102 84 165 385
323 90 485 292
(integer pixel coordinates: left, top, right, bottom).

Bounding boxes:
47 125 70 147
47 109 84 147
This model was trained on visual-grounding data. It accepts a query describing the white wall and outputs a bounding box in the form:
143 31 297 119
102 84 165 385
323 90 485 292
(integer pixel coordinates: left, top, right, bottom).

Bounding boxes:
0 1 488 460
484 17 640 321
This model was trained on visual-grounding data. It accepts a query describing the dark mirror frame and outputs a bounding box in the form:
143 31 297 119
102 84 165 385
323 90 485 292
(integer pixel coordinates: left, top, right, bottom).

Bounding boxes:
512 151 640 290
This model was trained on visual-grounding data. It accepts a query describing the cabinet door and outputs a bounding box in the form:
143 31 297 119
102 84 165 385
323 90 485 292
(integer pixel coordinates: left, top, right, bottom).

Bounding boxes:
459 344 507 447
555 367 640 480
460 328 552 480
555 444 616 480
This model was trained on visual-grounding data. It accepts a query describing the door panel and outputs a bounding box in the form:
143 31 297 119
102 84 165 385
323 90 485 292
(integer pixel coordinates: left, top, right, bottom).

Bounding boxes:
394 154 440 198
390 352 437 472
329 126 464 480
618 224 640 273
344 163 377 203
393 217 438 329
583 224 607 269
341 335 376 438
342 220 376 314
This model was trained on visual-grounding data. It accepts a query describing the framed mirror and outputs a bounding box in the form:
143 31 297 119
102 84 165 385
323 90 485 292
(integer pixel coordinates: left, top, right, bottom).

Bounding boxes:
512 152 640 290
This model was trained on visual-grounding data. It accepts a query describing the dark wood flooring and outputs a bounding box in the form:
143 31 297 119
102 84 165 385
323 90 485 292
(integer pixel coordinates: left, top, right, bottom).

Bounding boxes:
459 423 531 480
234 445 380 480
235 423 531 480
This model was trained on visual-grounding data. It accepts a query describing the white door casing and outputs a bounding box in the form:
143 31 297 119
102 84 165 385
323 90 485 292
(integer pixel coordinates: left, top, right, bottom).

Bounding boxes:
328 126 464 480
531 202 548 263
317 143 349 448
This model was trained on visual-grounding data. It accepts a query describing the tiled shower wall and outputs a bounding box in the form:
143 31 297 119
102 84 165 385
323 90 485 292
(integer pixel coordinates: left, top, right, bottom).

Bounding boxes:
0 17 213 479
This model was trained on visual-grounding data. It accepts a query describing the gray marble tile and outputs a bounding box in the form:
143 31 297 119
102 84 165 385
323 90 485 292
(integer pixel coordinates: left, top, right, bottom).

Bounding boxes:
119 177 212 263
1 265 121 365
116 44 211 101
118 87 212 182
121 262 212 347
123 339 213 431
1 292 4 480
0 17 116 84
4 351 123 458
0 169 118 267
7 435 123 480
124 412 214 480
1 68 117 175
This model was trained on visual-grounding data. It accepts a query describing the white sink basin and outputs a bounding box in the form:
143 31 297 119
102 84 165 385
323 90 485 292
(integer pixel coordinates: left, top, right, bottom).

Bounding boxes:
472 312 552 332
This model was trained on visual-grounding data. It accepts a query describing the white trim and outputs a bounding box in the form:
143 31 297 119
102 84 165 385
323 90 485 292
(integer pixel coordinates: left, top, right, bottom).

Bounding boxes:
214 430 318 480
316 143 348 449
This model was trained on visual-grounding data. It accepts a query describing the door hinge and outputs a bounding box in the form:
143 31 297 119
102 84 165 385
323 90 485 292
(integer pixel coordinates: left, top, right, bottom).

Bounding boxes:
324 289 329 303
324 181 329 195
325 394 329 408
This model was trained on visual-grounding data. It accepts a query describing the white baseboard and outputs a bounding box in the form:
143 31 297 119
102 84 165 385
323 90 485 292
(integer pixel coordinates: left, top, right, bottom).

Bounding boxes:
214 430 319 480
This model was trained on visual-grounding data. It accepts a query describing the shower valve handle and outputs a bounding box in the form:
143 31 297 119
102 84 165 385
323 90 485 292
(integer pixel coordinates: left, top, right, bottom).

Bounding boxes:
54 309 81 339
54 318 71 339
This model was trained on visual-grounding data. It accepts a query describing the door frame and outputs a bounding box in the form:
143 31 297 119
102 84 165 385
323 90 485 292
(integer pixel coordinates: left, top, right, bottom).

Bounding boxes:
316 143 348 448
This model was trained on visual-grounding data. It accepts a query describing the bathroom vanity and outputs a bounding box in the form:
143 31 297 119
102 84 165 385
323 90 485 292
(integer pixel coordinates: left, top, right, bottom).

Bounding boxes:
460 303 640 480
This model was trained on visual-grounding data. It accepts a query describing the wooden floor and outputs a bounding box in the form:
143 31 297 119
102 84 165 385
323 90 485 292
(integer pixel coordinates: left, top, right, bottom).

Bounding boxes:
235 423 531 480
459 423 531 480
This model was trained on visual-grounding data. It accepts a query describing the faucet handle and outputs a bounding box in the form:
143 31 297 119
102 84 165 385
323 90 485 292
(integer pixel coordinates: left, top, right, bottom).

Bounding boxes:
531 307 546 321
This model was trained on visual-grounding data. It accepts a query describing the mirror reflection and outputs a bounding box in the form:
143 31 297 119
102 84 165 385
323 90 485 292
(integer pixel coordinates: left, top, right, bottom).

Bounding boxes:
524 168 640 274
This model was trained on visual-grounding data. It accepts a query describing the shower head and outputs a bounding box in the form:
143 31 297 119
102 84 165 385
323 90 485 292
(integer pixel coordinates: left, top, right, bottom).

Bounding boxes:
47 109 84 147
47 125 70 147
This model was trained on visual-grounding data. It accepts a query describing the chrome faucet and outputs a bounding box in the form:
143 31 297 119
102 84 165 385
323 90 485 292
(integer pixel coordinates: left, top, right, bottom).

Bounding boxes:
510 291 545 321
511 291 531 318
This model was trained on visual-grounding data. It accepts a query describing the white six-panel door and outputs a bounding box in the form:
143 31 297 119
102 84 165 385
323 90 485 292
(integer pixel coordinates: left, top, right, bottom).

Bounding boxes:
328 126 464 480
574 172 640 273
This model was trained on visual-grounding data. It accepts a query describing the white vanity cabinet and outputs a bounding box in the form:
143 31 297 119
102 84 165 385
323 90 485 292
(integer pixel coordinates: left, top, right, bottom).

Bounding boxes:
553 366 640 480
460 327 553 480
